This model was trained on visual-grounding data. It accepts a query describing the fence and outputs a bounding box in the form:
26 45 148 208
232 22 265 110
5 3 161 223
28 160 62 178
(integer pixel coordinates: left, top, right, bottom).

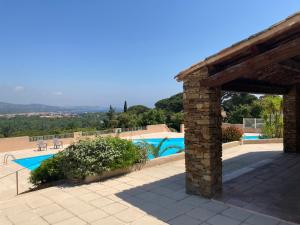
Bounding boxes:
243 118 264 129
29 133 74 142
81 126 147 137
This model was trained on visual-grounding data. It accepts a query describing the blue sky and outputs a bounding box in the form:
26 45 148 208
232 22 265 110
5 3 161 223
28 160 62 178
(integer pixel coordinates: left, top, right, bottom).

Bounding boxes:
0 1 299 107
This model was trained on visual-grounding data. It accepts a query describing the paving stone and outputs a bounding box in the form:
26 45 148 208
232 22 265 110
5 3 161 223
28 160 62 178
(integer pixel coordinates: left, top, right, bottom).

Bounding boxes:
168 215 202 225
15 216 48 225
131 215 167 225
91 216 126 225
0 216 13 225
114 208 145 223
34 203 63 216
222 207 252 221
246 214 280 225
206 214 241 225
7 210 39 224
201 201 228 213
178 195 209 207
43 210 73 224
90 197 115 208
25 195 53 209
67 201 96 214
78 192 101 202
78 209 108 223
186 207 217 221
102 202 128 215
54 217 87 225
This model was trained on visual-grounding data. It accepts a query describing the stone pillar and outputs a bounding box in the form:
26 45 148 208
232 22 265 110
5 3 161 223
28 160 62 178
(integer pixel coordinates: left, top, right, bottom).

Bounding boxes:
180 124 185 133
183 67 222 198
283 85 300 153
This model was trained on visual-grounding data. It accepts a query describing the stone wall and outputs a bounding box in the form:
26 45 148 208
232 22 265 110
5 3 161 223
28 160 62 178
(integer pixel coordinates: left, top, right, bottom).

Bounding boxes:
183 67 222 198
283 86 300 152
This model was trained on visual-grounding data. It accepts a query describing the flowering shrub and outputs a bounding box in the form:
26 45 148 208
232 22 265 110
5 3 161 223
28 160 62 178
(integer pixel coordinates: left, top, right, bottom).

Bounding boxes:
222 126 243 143
30 137 147 185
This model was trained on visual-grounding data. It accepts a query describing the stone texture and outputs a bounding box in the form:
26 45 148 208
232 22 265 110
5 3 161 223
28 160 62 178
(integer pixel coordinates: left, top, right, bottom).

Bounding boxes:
283 85 300 152
183 67 222 197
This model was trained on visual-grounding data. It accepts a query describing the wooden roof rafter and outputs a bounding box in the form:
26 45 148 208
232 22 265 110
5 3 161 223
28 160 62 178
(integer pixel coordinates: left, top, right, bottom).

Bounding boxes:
176 12 300 87
200 37 300 88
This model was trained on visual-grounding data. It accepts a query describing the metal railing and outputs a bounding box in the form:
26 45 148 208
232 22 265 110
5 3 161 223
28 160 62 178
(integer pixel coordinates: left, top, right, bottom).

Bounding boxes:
29 133 74 142
81 126 147 137
0 154 52 196
243 118 264 129
3 154 16 165
29 126 147 141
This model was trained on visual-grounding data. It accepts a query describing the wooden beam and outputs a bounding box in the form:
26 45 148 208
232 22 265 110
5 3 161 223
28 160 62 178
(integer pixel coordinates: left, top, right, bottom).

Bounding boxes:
222 80 290 95
201 37 300 87
279 59 300 73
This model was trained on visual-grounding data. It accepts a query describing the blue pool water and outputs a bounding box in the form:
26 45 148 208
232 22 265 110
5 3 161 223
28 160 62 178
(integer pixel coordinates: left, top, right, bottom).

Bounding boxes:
134 138 185 160
242 135 260 140
13 154 54 171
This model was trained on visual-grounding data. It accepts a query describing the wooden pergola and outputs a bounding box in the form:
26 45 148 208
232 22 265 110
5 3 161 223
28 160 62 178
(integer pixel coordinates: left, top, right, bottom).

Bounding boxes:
176 13 300 198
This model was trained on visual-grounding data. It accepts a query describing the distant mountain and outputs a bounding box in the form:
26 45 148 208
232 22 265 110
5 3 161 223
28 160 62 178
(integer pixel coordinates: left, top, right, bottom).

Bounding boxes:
0 102 108 114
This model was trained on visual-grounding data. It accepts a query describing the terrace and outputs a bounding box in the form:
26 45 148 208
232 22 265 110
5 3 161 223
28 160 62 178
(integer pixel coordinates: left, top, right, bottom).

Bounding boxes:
1 142 296 225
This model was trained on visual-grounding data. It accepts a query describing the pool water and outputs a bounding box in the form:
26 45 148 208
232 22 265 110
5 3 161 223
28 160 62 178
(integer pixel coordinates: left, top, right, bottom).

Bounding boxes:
242 135 260 140
13 154 54 171
134 138 185 160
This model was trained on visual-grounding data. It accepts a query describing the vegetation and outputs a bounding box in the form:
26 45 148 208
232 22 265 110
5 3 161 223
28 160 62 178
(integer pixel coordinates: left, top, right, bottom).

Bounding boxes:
138 137 183 158
261 95 283 138
123 101 128 113
0 92 278 139
155 93 183 113
222 92 262 124
222 126 243 143
30 137 147 185
0 113 107 138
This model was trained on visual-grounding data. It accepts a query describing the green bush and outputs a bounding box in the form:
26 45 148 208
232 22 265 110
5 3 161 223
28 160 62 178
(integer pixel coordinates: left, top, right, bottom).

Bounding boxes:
30 137 147 185
30 155 65 185
222 126 243 143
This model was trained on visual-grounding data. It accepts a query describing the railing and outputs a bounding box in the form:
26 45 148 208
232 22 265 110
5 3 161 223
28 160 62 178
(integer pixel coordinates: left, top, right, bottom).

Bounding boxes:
243 118 264 129
81 126 147 137
0 154 49 196
29 126 147 141
3 154 16 165
29 133 74 142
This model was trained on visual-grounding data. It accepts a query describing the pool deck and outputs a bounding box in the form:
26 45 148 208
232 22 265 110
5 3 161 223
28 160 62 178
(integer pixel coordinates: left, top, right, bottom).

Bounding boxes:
0 143 296 225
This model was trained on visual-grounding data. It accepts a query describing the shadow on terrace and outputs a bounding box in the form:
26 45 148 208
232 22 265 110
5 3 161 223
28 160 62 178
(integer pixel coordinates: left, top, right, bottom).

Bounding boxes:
116 150 300 224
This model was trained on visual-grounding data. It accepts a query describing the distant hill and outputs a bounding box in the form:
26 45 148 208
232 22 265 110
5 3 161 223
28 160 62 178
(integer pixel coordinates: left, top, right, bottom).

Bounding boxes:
0 102 108 114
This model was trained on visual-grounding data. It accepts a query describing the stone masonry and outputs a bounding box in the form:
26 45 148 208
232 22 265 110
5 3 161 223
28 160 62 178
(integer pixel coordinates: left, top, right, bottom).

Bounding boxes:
283 85 300 153
183 67 222 198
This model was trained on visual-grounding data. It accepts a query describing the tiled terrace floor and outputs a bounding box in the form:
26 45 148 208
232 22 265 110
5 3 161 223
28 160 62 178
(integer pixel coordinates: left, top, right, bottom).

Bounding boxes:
216 153 300 224
0 143 297 225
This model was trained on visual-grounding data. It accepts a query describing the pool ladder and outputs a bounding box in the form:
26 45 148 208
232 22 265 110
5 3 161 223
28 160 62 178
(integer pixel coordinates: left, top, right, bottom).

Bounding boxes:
3 154 16 165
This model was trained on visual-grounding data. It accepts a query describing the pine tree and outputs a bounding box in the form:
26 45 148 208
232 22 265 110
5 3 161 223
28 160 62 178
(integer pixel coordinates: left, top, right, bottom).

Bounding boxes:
107 105 115 120
123 101 128 113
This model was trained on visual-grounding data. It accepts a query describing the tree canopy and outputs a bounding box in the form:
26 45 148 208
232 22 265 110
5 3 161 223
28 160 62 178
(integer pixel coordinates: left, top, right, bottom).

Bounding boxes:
155 93 183 113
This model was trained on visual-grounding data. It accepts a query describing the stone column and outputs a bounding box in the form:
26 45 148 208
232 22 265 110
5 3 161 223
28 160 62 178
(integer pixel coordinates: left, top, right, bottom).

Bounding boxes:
183 67 222 198
283 85 300 153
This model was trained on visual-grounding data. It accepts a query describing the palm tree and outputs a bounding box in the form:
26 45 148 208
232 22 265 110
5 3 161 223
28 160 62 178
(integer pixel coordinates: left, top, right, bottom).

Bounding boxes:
139 137 183 158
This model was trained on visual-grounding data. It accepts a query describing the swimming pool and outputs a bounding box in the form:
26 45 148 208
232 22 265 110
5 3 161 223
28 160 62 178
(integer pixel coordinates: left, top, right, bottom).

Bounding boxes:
13 135 259 170
242 135 260 140
13 154 54 171
13 138 185 170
